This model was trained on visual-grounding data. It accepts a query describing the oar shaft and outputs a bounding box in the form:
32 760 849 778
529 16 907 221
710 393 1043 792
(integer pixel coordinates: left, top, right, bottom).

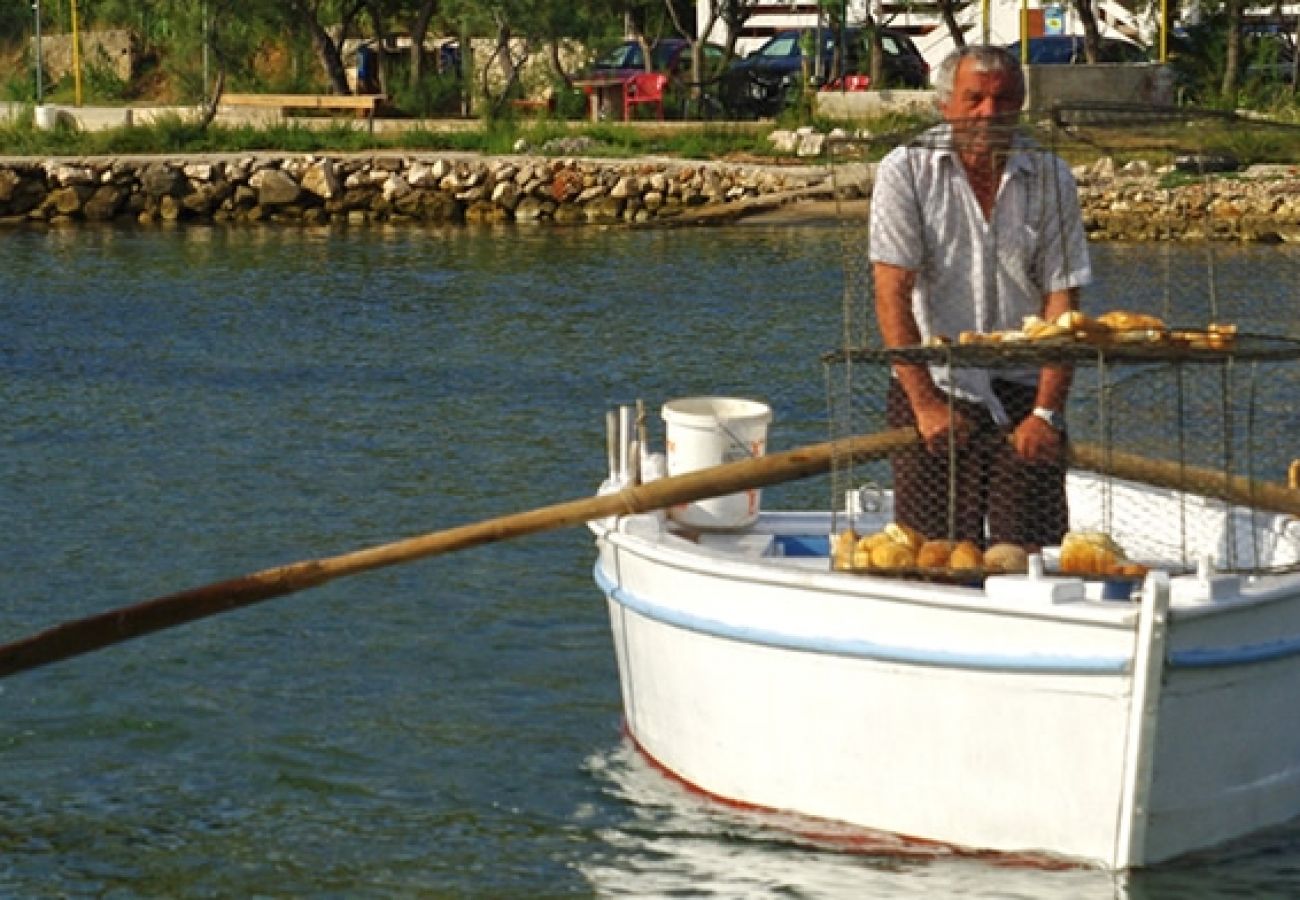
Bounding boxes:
1069 442 1300 519
0 428 920 679
6 428 1297 680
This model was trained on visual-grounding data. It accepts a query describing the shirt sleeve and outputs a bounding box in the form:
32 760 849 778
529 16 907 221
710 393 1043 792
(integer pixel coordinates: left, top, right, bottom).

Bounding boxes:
869 149 925 271
1038 157 1092 292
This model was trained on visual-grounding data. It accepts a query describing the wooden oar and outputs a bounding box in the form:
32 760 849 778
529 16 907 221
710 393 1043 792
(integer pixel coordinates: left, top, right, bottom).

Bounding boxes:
0 427 921 679
1069 442 1300 519
5 428 1296 680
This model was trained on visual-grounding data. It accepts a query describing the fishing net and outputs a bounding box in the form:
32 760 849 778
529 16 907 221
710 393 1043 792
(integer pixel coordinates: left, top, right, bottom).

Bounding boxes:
825 105 1300 578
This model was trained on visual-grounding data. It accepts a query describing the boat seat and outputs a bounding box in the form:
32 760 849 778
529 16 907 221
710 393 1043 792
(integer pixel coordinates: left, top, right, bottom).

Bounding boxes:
696 532 776 558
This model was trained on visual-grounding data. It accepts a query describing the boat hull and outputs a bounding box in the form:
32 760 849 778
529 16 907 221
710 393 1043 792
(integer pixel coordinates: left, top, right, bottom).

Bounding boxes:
593 501 1300 868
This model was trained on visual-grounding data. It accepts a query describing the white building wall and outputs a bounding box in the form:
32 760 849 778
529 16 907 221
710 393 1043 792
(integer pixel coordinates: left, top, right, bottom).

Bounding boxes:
699 0 1151 69
698 1 871 55
903 0 1150 70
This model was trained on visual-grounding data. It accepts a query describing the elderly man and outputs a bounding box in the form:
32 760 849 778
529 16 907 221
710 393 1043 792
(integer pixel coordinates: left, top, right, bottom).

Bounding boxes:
869 45 1091 549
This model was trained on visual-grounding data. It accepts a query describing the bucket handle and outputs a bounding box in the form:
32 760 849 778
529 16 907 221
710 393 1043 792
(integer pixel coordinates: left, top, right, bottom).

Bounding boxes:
714 418 762 462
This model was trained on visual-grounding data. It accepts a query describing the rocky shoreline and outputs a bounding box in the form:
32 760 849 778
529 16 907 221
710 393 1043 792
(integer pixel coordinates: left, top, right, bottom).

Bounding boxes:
0 153 828 229
1074 158 1300 243
1 152 1298 241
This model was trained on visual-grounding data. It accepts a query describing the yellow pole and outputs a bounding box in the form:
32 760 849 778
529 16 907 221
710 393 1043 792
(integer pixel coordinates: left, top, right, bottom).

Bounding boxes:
1159 0 1168 63
70 0 82 106
982 0 990 44
1020 0 1029 65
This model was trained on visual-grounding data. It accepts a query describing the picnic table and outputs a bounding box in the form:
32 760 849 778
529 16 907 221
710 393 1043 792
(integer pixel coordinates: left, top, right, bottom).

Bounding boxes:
570 77 630 122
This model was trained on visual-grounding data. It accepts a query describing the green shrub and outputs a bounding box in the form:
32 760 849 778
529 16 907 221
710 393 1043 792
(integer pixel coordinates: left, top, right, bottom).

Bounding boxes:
2 54 39 102
551 85 587 120
389 73 464 118
82 47 130 103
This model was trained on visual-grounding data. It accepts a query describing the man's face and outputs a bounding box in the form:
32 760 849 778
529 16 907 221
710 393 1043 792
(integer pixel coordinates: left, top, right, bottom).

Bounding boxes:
940 58 1024 156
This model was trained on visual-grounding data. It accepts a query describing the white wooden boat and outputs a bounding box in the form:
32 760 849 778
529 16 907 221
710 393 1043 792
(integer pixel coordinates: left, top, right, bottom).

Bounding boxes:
590 424 1300 869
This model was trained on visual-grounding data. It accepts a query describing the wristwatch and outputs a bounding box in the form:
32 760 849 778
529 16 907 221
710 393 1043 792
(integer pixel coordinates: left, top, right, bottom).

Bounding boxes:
1032 407 1065 431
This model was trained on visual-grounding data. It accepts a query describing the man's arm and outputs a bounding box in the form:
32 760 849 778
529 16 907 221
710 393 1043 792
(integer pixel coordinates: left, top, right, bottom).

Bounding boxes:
874 261 971 450
1013 286 1078 462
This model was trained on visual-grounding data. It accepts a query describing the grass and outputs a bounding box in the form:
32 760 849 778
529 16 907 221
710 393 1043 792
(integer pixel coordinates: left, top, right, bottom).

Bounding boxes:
3 103 1296 172
0 104 876 161
0 103 935 161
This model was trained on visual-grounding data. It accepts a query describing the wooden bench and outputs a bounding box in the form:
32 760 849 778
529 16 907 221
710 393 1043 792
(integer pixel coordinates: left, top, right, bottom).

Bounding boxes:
219 93 387 130
508 97 556 117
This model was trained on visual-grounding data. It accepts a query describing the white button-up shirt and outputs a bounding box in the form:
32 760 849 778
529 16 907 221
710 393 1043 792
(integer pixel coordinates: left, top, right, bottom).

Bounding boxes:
869 124 1092 422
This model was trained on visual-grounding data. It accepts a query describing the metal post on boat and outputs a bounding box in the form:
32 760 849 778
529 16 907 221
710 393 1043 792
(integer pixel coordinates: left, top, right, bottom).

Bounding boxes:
1113 570 1171 868
606 409 619 483
626 436 641 486
634 399 649 484
618 405 635 484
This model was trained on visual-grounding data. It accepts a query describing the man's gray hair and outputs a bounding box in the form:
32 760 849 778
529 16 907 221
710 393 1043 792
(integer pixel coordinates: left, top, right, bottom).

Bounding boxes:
932 45 1024 104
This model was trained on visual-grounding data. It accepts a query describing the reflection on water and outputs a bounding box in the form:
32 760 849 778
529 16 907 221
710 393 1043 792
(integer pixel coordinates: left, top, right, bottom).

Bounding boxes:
581 739 1300 899
580 741 1129 898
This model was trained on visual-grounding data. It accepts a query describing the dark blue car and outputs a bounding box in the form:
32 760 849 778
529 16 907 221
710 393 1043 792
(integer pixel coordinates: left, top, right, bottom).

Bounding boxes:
722 27 929 118
1006 35 1151 65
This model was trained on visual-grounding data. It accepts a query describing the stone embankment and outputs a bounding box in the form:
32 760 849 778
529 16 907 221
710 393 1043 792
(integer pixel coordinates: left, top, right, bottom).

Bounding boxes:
0 153 826 228
1 150 1298 240
1072 158 1300 243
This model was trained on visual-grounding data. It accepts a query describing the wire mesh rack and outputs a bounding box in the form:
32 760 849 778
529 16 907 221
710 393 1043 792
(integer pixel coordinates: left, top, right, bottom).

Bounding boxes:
823 105 1300 578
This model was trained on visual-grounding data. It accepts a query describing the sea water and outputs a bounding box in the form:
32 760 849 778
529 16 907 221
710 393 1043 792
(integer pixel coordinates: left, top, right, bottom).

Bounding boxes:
2 224 1299 897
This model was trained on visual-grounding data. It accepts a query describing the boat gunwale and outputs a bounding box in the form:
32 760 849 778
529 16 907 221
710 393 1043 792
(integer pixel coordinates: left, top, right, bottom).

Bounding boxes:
594 560 1135 674
593 511 1143 629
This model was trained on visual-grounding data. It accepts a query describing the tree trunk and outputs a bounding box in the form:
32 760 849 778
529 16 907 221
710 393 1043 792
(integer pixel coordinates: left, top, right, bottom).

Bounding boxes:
410 0 438 87
670 0 727 117
197 3 232 130
865 17 884 88
482 22 525 115
199 68 225 129
459 25 473 116
1074 0 1103 63
939 0 966 50
1222 0 1243 99
365 1 385 94
549 38 573 91
290 0 354 94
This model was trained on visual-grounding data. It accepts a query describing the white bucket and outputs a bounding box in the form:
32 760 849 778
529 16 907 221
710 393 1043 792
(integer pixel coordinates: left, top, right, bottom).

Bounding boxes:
662 396 772 530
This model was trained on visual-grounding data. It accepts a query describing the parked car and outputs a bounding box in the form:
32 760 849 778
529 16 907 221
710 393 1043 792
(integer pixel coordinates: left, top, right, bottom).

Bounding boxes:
1242 30 1296 83
585 37 728 83
582 37 730 118
1005 35 1152 65
721 27 928 119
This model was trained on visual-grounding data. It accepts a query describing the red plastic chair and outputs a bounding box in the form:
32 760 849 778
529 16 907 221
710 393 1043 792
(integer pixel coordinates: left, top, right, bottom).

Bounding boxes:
821 74 872 92
622 72 668 120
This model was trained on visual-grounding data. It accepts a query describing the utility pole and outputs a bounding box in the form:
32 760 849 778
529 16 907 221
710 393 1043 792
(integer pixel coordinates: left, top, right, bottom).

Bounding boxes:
202 2 210 104
71 0 83 106
33 0 43 104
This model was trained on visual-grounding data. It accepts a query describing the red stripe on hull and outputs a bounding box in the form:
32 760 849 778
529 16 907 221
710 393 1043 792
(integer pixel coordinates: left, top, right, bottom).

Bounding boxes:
620 721 1086 871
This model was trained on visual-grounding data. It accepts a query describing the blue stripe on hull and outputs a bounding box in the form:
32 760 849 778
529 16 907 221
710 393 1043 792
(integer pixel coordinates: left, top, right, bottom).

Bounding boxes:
1168 638 1300 669
594 562 1130 675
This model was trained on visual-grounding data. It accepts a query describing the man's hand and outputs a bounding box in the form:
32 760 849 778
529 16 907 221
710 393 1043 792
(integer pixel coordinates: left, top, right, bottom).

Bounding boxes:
1012 414 1064 464
915 402 972 455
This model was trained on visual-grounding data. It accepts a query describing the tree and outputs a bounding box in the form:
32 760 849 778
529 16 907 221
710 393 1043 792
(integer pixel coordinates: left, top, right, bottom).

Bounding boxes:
1220 0 1244 98
406 0 441 87
435 0 588 113
285 0 366 94
936 0 967 51
666 0 757 113
1073 0 1103 63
